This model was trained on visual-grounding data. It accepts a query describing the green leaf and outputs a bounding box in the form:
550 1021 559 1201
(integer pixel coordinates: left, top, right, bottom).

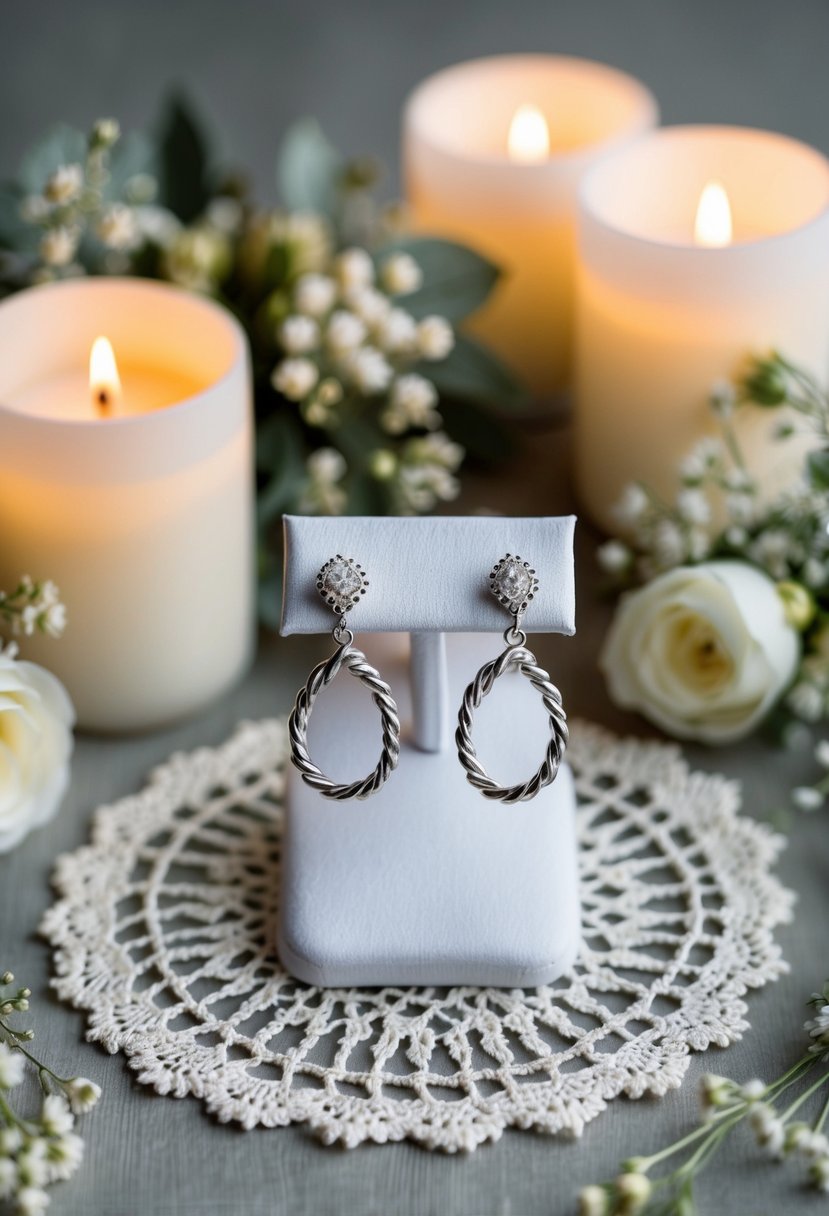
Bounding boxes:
439 399 516 464
424 334 530 413
256 410 307 525
0 183 35 252
157 94 212 222
276 118 342 217
18 124 87 193
807 448 829 490
344 471 391 516
379 237 501 322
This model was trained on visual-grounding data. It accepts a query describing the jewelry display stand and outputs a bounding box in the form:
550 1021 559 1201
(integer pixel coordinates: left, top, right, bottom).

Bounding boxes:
278 515 581 987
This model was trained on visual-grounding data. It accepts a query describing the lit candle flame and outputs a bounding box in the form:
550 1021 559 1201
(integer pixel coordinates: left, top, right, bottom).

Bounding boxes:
694 180 732 247
507 104 550 162
89 336 122 414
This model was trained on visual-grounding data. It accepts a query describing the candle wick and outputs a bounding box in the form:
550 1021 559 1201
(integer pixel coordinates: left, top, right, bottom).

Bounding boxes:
96 389 110 412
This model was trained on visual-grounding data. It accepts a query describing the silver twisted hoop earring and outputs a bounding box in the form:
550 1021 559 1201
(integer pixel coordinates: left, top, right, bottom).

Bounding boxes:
288 556 401 800
456 554 568 803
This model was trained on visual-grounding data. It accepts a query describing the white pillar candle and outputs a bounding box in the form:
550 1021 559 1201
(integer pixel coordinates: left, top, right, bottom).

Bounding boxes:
403 55 657 399
0 278 255 733
575 126 829 532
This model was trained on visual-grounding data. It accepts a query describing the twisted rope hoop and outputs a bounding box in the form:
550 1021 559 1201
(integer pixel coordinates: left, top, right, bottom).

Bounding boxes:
456 641 568 803
289 644 401 800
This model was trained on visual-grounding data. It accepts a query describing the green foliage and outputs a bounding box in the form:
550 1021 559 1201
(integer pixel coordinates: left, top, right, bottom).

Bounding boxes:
379 236 500 322
424 333 530 412
276 118 342 218
157 94 213 222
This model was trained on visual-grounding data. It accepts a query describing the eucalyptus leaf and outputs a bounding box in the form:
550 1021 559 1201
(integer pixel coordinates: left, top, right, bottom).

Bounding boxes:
424 334 530 413
807 448 829 491
256 410 308 525
0 183 35 251
379 237 500 322
157 94 212 222
276 118 341 218
18 124 86 193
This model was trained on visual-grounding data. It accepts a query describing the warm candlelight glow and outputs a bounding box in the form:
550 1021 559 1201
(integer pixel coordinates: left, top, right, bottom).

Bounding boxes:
694 180 732 247
507 104 550 162
89 336 122 414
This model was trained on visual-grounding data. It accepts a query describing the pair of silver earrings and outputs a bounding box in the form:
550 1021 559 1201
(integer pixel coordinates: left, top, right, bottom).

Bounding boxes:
288 554 568 804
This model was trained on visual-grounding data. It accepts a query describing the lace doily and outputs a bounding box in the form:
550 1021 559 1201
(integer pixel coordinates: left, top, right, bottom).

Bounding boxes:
41 719 793 1152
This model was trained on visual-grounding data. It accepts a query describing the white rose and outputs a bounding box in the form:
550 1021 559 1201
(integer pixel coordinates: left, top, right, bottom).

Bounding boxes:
0 651 74 852
600 561 799 744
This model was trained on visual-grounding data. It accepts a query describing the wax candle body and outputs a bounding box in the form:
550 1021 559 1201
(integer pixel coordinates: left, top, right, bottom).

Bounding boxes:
0 278 255 733
403 55 657 400
575 127 829 531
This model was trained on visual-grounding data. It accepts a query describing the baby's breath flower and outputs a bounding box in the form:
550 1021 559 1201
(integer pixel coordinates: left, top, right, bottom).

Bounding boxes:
346 286 391 329
124 173 158 205
416 315 454 361
815 739 829 768
369 449 397 480
382 373 440 434
345 346 393 394
652 519 685 568
325 309 367 356
272 357 318 402
43 164 83 206
39 226 78 268
710 378 736 418
0 1158 15 1200
787 679 825 723
16 1186 51 1216
597 540 633 575
676 487 711 525
792 786 825 811
316 378 343 409
279 315 319 355
334 247 374 293
614 1171 651 1214
376 307 418 355
679 437 724 482
0 1041 25 1089
578 1184 609 1216
294 273 337 318
380 252 422 296
41 1095 74 1138
97 204 139 251
90 117 120 149
810 1156 829 1192
803 558 827 589
20 195 49 224
299 448 347 515
205 196 243 234
614 484 649 526
44 1133 84 1183
740 1078 767 1102
63 1077 101 1116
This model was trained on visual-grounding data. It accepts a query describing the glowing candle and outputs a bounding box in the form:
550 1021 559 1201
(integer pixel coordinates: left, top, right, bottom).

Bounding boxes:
575 126 829 530
0 278 255 732
404 55 657 401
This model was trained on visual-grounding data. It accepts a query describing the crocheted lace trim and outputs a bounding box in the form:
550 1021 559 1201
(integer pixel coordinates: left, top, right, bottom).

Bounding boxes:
41 719 793 1151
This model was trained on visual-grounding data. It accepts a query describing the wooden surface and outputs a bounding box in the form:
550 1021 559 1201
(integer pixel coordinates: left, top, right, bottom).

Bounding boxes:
1 423 827 1216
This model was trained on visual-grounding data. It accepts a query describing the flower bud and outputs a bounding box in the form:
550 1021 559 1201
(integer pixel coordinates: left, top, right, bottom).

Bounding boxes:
777 580 816 630
741 356 788 406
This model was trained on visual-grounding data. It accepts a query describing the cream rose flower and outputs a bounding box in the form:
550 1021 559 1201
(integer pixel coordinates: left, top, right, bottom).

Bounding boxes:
600 561 799 744
0 650 74 851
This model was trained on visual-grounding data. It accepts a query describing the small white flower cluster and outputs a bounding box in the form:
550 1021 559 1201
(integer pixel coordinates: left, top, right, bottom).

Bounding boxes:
600 361 829 732
0 577 66 640
271 247 461 516
298 448 348 516
19 118 153 281
0 971 101 1214
698 1065 829 1191
790 737 829 811
271 247 452 430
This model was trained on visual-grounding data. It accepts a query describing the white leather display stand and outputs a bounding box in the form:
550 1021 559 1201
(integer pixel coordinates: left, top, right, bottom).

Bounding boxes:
278 515 581 987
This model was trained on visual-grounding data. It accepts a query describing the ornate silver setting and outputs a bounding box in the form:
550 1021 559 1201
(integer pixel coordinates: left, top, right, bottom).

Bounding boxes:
288 558 400 801
456 554 568 803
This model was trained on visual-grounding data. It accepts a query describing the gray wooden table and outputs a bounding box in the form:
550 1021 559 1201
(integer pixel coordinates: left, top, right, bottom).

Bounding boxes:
1 423 827 1216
